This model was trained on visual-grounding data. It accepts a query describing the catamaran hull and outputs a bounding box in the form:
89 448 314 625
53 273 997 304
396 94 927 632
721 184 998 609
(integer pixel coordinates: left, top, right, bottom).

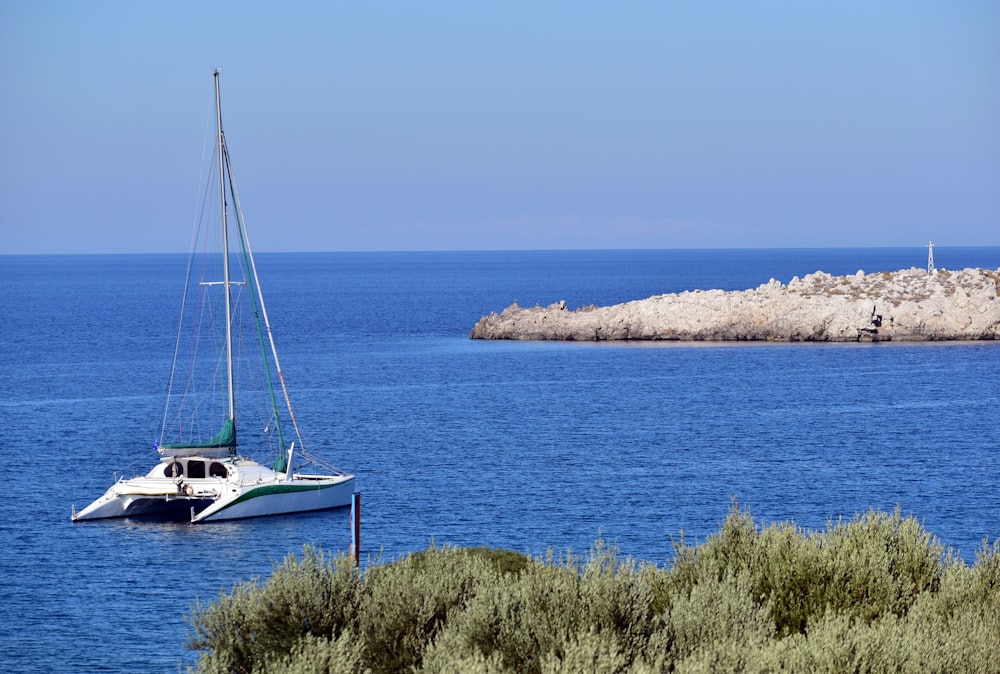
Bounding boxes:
192 475 356 522
72 492 211 521
74 473 356 523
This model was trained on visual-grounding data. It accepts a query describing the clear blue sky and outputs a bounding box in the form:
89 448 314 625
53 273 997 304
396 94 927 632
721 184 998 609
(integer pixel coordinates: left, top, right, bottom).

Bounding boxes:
1 1 997 253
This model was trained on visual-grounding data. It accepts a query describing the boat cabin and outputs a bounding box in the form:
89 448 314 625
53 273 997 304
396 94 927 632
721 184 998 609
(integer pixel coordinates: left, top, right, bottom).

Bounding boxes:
151 458 231 480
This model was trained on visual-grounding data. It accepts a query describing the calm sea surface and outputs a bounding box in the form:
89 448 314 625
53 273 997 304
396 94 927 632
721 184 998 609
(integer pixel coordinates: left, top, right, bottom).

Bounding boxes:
1 248 999 673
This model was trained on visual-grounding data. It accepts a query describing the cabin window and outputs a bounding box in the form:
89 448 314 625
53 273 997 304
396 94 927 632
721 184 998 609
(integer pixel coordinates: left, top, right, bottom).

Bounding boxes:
164 461 184 478
187 461 206 479
209 462 228 478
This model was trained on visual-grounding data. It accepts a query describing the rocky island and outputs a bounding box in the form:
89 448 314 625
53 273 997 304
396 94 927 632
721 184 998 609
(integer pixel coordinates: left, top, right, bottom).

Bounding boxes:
470 267 1000 342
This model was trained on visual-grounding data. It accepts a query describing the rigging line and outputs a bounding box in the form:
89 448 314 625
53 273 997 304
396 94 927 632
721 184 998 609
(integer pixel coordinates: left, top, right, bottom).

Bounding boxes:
221 139 306 453
171 180 219 440
161 133 219 447
221 141 287 454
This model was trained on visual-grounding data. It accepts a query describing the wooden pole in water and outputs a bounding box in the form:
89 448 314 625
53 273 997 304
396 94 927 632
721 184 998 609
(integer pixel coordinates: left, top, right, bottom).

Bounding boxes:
350 492 361 566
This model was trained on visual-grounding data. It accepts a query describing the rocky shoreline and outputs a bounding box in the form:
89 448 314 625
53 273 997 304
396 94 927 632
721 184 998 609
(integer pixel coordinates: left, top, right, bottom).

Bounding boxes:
470 267 1000 342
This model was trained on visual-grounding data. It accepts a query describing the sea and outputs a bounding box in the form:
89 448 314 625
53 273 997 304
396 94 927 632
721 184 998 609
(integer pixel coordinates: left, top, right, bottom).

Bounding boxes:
1 247 998 673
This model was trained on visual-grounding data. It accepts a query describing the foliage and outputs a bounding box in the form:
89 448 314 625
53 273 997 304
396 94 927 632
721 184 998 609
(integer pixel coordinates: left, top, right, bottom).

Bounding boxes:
186 507 1000 673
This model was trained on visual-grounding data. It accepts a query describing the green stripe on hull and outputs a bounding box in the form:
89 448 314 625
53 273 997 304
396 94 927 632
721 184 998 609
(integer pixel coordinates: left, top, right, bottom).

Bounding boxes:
211 479 350 516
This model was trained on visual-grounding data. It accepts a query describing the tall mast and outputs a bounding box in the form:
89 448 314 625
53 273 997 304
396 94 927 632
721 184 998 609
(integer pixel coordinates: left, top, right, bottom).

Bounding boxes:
215 69 236 422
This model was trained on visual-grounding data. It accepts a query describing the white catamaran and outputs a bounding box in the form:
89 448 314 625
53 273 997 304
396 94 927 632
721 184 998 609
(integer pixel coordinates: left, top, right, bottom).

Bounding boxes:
73 71 356 523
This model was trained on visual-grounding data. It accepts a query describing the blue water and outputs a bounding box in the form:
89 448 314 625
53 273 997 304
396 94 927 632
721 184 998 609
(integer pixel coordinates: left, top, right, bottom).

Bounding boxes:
1 248 999 673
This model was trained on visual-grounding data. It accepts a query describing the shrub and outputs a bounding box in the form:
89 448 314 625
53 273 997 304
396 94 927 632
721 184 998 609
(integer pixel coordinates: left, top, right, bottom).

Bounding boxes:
186 509 1000 673
263 632 364 674
186 546 360 674
664 504 948 637
357 544 526 673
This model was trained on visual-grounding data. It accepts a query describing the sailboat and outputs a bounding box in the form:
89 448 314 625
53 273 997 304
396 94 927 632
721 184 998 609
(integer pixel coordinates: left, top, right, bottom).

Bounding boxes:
73 71 356 523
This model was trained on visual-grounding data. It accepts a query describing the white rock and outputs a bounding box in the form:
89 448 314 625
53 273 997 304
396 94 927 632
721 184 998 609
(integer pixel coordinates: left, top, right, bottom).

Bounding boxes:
470 267 1000 342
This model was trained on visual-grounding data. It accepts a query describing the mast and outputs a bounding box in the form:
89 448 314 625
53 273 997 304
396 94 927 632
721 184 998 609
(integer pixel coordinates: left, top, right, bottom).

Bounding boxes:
215 69 236 424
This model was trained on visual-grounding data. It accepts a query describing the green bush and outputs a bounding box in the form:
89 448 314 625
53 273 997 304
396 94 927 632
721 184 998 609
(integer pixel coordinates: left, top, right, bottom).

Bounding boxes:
187 545 360 674
356 544 511 673
667 505 947 636
186 507 1000 673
